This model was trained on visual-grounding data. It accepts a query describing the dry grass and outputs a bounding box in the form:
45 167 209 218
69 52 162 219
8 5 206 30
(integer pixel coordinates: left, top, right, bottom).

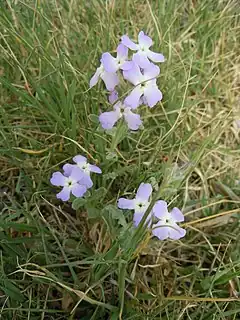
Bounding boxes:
0 0 240 319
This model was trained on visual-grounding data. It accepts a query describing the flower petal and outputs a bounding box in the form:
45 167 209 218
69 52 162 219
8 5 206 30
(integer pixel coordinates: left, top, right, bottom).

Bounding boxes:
143 63 160 80
121 35 138 50
133 51 151 68
113 101 122 111
101 71 119 91
168 224 186 240
138 31 152 49
71 184 87 198
109 90 118 104
63 163 75 176
50 172 65 186
152 200 168 220
99 109 121 130
89 66 102 88
121 61 134 71
123 62 142 86
133 212 144 227
70 167 85 182
134 211 153 227
57 187 71 201
147 50 165 63
89 164 102 174
139 96 148 105
124 86 143 109
123 107 142 130
152 221 169 240
136 183 152 201
118 198 135 210
170 207 185 222
117 43 128 60
101 52 118 73
144 84 162 108
73 155 87 165
80 174 93 188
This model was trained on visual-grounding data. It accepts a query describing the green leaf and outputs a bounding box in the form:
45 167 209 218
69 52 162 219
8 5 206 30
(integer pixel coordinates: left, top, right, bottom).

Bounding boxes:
109 310 120 320
201 269 240 290
118 262 126 318
103 205 127 227
88 114 99 124
0 221 37 233
72 198 86 210
87 207 100 219
92 187 107 201
0 279 25 302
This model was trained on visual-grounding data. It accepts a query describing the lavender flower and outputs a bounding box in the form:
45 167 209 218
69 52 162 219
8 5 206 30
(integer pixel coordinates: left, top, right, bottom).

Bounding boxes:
118 183 153 227
101 44 132 73
152 200 186 240
99 101 142 131
63 155 102 188
50 167 87 201
123 62 162 109
108 90 118 104
121 31 165 68
90 63 119 91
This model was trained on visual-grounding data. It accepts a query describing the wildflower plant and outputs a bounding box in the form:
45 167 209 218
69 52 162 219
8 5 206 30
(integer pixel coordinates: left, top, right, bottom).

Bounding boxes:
2 1 239 318
50 30 189 298
50 30 187 246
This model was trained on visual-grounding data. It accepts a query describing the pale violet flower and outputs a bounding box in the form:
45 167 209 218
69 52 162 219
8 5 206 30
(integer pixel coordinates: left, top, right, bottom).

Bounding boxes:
152 200 186 240
108 90 118 104
50 167 87 201
121 31 165 68
101 44 132 73
99 101 142 131
118 183 153 227
73 155 102 174
123 62 162 109
63 155 102 188
90 63 119 91
99 105 121 130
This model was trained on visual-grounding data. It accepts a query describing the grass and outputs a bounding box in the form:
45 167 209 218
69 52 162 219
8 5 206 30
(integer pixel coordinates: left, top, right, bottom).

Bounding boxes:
0 0 240 318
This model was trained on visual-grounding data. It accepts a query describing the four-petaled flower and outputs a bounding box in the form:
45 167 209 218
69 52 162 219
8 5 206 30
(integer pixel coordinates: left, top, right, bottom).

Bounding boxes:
118 183 153 227
101 44 132 73
123 62 162 109
63 155 102 188
121 31 165 68
50 167 87 201
99 101 142 131
152 200 186 240
90 63 119 91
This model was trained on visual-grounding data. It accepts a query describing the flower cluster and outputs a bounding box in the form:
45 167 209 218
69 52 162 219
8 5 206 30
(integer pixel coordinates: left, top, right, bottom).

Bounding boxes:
90 31 165 131
49 31 187 242
118 183 186 240
50 155 101 201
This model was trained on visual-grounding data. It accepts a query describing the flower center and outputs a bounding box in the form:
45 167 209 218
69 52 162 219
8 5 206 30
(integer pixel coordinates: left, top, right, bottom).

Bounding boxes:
140 45 148 52
134 199 149 213
118 58 125 66
163 215 174 225
64 177 76 190
77 162 90 174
